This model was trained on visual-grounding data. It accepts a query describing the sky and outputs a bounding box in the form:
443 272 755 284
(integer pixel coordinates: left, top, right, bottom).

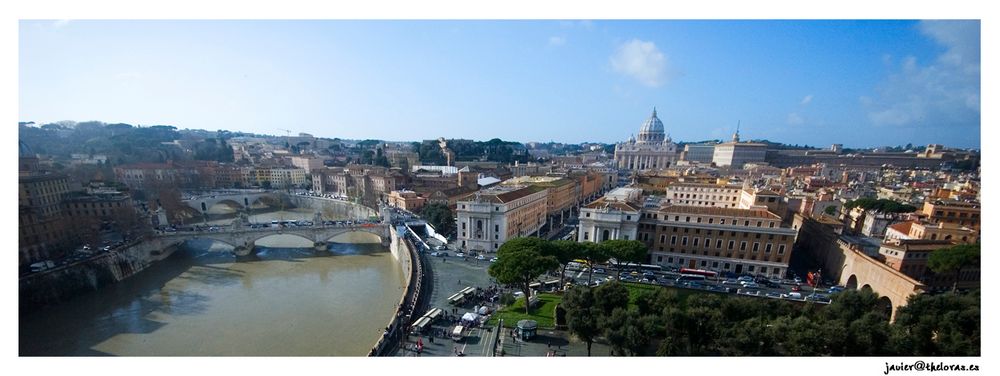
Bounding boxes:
19 20 981 149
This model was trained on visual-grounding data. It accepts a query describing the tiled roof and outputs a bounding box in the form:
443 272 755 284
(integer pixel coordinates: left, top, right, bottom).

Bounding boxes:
655 204 779 219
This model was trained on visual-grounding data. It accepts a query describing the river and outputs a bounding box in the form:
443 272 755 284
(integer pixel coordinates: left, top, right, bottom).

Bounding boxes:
19 210 405 356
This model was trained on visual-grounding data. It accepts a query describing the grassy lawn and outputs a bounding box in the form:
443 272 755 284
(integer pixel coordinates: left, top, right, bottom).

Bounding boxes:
622 281 701 304
487 293 562 329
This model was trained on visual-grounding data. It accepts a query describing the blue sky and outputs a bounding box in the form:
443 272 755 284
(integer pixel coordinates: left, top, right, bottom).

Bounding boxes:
19 20 980 148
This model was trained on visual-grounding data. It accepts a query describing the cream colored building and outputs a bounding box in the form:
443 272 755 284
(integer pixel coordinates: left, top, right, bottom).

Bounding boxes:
664 183 742 208
614 108 678 170
387 190 426 211
712 130 767 168
638 205 797 277
578 188 642 242
456 185 548 253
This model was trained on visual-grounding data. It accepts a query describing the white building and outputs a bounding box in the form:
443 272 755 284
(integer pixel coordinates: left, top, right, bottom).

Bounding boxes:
680 143 717 163
578 188 642 242
664 183 743 208
712 130 767 168
456 185 549 253
614 108 678 170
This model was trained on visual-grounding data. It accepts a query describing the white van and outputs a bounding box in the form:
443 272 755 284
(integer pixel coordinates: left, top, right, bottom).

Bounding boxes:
782 292 803 300
451 325 465 341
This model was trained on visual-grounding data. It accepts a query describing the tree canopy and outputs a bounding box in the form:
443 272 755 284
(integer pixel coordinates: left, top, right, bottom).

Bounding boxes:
419 203 455 238
843 198 917 213
928 243 980 292
600 239 648 278
488 237 559 314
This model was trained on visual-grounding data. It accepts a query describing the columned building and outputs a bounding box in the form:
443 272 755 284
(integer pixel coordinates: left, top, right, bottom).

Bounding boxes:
614 108 678 171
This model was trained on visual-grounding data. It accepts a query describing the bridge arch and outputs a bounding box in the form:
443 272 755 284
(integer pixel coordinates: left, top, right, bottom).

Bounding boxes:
325 229 384 244
250 232 317 247
876 296 893 320
205 199 244 214
846 275 858 290
174 237 239 250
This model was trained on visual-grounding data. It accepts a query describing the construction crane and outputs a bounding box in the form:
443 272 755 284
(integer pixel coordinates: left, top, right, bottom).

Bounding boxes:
277 128 292 137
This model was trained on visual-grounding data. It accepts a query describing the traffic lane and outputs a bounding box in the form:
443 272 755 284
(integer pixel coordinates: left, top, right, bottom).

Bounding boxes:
558 268 830 301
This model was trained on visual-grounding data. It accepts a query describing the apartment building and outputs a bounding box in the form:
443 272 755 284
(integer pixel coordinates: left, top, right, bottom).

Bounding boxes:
456 185 548 253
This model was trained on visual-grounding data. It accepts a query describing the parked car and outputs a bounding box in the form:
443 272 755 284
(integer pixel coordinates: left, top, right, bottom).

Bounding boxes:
741 282 761 289
476 255 486 261
455 252 465 258
782 292 803 300
737 276 754 283
593 268 606 274
490 257 498 263
722 279 741 285
434 245 447 250
791 285 802 292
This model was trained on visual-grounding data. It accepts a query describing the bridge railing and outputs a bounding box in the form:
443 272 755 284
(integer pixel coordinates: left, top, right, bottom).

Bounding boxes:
156 220 385 236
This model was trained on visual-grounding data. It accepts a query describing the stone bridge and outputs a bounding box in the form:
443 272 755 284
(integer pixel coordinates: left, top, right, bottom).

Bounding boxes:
149 223 391 257
183 190 281 213
794 214 925 321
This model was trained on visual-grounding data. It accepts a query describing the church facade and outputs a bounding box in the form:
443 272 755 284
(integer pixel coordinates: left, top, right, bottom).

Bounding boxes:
614 108 678 170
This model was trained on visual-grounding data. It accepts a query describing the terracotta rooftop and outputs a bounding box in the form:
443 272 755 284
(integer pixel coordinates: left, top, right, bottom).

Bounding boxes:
887 221 916 235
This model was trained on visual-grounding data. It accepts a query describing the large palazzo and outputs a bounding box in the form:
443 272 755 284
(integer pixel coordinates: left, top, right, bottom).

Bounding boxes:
614 108 678 170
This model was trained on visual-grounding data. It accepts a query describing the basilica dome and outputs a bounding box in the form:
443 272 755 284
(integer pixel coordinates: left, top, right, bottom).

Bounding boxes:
637 108 666 143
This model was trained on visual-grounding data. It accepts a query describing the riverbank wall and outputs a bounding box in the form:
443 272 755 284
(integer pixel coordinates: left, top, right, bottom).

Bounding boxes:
18 238 181 313
369 225 427 356
286 195 377 220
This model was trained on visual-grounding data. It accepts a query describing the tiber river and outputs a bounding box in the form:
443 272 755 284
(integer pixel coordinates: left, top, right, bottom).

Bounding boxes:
19 209 406 356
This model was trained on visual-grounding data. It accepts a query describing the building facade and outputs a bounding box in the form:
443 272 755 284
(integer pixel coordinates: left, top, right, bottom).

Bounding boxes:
637 205 797 277
578 188 642 242
664 183 742 208
387 190 427 212
680 143 717 163
456 185 548 253
614 109 678 170
712 130 767 168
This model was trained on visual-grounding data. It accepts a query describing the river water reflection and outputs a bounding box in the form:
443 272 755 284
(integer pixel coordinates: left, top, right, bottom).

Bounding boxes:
20 210 405 356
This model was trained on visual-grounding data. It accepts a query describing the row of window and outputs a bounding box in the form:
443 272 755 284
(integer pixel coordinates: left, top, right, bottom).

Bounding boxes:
640 214 777 228
653 255 783 275
640 224 790 240
658 235 786 254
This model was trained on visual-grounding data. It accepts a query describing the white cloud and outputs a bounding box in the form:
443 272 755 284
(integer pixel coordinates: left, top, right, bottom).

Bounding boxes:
800 95 813 105
610 39 671 87
52 19 70 28
863 21 980 128
787 113 804 126
548 36 566 46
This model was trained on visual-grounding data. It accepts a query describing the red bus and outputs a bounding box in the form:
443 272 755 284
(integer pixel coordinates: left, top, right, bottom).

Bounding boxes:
679 268 718 278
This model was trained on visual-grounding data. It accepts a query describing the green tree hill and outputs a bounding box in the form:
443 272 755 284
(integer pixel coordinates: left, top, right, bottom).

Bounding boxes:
600 239 648 279
927 243 980 292
487 237 558 314
419 203 455 238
